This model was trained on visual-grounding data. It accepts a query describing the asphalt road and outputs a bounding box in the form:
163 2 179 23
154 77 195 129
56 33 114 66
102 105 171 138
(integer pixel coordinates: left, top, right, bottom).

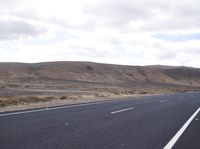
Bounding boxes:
0 92 200 149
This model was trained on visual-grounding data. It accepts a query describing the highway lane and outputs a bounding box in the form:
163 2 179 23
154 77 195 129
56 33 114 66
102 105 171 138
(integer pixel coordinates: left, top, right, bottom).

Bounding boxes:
0 92 200 149
173 109 200 149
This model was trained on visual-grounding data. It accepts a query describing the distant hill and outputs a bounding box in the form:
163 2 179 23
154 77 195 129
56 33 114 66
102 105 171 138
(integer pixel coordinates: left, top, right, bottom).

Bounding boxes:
0 61 200 87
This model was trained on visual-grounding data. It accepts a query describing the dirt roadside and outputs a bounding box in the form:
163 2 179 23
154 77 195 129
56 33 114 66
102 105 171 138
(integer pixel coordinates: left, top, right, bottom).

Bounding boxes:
0 92 164 112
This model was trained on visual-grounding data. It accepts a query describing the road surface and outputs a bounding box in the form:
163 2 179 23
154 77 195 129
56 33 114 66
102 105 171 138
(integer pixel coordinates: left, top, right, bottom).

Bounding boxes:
0 92 200 149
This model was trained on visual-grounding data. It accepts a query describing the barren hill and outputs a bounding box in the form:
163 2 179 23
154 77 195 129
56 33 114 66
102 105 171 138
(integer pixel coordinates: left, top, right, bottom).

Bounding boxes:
0 61 200 87
1 61 200 110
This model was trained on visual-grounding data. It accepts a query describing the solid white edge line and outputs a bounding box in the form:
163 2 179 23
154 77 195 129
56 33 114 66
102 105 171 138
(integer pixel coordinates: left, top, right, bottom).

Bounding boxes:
160 100 168 103
0 99 131 117
111 107 134 114
163 107 200 149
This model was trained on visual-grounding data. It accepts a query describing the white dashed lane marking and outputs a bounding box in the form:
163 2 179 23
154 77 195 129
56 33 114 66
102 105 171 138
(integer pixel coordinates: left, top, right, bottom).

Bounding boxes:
111 107 134 114
160 100 168 103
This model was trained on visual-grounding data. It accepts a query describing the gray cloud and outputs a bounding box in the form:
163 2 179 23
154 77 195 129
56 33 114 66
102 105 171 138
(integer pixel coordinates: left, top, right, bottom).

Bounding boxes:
0 20 46 41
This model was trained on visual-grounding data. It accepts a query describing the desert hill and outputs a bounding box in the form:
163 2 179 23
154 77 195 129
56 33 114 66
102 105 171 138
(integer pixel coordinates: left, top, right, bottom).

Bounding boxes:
0 61 200 87
1 61 200 110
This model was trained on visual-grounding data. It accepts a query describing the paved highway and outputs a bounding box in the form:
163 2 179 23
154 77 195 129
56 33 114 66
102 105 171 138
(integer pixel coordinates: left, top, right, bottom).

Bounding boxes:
0 93 200 149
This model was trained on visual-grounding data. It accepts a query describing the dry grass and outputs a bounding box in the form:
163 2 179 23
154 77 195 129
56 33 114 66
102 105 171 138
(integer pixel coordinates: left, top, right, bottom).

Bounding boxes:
60 95 80 100
0 96 54 107
0 85 199 111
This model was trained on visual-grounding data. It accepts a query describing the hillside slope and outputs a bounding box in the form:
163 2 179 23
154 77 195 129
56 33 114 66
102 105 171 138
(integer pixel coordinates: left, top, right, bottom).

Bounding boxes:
1 61 200 111
0 61 200 87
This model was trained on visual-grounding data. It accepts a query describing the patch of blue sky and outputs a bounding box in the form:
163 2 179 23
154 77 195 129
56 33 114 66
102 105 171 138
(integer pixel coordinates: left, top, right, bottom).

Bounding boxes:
153 33 200 42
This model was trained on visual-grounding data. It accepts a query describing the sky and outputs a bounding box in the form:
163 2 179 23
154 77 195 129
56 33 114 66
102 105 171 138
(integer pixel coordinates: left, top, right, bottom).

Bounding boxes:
0 0 200 67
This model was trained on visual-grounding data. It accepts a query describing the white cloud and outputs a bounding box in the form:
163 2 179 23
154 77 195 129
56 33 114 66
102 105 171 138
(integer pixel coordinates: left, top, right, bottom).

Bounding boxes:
0 19 46 40
0 0 200 67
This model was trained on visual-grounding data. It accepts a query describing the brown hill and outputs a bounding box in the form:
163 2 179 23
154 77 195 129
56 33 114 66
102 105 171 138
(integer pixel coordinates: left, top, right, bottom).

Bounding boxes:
0 61 200 87
1 61 200 110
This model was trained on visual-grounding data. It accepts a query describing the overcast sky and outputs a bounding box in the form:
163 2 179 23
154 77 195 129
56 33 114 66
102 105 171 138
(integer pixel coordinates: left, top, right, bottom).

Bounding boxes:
0 0 200 67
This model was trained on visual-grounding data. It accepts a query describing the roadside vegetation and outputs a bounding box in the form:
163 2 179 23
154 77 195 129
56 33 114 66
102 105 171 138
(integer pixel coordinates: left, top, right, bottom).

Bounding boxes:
0 86 199 111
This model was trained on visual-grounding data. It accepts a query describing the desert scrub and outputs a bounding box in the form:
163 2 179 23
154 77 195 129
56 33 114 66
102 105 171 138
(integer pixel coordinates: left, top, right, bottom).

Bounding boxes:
0 99 18 107
60 96 67 100
138 91 148 94
19 96 54 103
0 96 54 107
60 95 79 100
85 65 93 71
95 93 109 98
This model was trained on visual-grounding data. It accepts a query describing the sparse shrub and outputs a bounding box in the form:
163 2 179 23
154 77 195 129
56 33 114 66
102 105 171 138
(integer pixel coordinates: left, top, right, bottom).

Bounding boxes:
60 96 67 100
0 96 55 107
60 95 79 100
138 91 148 94
86 65 93 71
0 100 18 107
25 85 30 88
19 96 54 103
95 93 107 98
68 96 77 100
121 91 126 94
113 92 120 95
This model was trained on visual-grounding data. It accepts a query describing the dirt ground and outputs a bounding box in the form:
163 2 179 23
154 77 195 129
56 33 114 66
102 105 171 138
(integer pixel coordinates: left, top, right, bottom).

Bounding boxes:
0 79 199 112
